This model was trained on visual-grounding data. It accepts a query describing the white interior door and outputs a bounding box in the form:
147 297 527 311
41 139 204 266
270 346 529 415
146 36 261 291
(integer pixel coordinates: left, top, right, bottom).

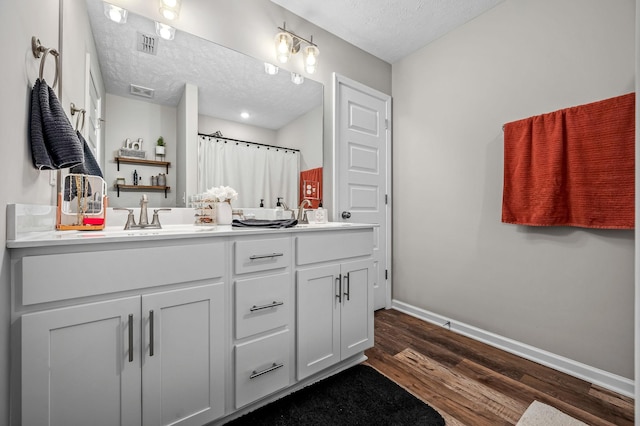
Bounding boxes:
334 73 392 310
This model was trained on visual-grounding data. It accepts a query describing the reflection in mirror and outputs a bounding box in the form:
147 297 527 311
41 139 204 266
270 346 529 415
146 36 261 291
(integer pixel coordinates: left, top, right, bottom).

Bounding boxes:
83 0 323 209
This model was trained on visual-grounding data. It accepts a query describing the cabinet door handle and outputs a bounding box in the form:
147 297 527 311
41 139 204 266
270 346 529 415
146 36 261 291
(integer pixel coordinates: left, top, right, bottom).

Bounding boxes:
343 272 350 301
336 274 342 303
128 314 134 363
250 362 284 380
149 310 155 357
249 252 284 260
250 301 284 312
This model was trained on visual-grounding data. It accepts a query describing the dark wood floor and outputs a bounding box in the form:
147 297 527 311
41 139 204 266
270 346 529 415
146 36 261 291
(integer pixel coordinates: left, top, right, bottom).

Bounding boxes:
364 309 634 426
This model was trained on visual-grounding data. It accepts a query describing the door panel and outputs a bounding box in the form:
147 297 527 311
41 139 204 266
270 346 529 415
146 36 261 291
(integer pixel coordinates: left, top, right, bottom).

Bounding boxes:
142 283 225 426
335 74 391 310
21 296 141 426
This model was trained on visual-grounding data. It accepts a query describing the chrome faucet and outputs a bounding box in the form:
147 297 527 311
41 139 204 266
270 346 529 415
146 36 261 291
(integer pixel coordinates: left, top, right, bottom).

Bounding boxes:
280 200 296 219
297 199 312 224
114 194 172 230
139 194 149 226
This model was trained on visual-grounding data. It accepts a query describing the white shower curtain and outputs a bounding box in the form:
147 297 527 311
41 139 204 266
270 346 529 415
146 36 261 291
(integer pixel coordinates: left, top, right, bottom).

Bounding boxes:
198 136 300 208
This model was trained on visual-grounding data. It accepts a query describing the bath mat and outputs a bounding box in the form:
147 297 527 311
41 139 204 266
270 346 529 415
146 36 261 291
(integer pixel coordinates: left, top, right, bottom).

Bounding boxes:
516 401 587 426
225 364 445 425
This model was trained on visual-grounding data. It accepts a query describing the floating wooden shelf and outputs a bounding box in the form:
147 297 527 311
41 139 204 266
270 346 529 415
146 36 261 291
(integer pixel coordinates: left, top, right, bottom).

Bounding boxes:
115 157 171 173
116 184 170 198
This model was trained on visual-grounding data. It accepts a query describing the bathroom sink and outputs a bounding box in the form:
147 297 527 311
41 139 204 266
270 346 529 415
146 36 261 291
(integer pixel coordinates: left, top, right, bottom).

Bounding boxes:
56 224 217 239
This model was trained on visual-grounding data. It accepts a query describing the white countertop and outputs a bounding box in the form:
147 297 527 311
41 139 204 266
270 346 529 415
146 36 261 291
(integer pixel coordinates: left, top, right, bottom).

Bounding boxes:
6 204 376 249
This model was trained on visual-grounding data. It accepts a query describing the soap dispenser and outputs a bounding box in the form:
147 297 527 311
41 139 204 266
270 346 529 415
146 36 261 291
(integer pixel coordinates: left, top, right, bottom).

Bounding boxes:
315 200 327 223
275 197 284 219
260 199 264 208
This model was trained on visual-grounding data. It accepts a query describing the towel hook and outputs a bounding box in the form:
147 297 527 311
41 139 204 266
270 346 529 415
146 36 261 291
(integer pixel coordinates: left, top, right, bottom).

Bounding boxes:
70 103 86 132
32 36 60 89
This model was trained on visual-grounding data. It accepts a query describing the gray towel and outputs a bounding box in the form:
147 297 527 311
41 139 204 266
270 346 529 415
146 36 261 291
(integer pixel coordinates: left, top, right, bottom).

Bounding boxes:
64 132 103 201
70 131 103 177
30 78 84 169
232 219 298 229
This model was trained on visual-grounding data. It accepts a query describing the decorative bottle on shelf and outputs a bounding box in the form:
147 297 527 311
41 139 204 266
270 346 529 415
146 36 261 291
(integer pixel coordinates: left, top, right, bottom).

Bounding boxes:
133 170 138 186
157 173 166 187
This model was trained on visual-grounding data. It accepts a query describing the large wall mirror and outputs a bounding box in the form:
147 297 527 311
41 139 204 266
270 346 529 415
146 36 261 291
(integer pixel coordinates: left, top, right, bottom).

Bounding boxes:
66 0 324 209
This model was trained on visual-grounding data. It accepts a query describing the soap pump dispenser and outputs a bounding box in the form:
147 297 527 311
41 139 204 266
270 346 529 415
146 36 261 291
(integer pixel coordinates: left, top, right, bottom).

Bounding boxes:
275 197 284 219
260 199 264 208
315 200 327 223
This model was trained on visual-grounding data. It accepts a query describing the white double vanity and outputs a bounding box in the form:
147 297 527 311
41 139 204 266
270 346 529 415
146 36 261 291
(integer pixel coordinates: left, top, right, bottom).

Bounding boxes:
7 205 375 426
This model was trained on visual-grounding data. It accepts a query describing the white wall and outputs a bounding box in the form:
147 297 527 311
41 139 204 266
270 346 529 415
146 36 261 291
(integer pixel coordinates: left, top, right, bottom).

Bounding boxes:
198 115 278 146
393 0 635 379
278 106 323 171
0 1 60 423
105 93 177 208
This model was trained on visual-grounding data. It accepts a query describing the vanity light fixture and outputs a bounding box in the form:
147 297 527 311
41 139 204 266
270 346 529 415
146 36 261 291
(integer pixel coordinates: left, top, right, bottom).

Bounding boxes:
291 73 304 85
155 22 175 40
103 2 128 23
264 62 279 75
159 0 181 21
274 22 320 74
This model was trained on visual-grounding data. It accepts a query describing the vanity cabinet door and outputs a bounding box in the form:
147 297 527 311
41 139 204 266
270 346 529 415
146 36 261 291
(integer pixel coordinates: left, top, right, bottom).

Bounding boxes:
296 264 341 379
141 283 225 426
339 259 374 360
21 296 142 426
296 259 373 380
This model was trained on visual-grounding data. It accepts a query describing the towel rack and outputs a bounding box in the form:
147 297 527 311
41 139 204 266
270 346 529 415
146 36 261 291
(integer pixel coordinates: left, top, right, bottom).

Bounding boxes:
70 103 86 132
31 36 60 89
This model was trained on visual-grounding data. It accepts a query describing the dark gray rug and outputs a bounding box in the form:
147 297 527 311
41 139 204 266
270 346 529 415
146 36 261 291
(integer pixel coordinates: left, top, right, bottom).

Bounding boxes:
225 364 445 425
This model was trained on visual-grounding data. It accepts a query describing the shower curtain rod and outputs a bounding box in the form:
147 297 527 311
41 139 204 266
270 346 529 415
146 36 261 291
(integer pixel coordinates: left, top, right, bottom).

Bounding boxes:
198 133 300 152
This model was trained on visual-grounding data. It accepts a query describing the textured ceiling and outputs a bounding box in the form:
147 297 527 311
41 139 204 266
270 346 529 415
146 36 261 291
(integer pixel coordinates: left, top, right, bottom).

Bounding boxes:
271 0 506 64
85 0 323 130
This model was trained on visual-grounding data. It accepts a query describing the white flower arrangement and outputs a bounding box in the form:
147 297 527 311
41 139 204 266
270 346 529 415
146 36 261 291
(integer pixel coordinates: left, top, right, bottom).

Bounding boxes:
205 185 238 202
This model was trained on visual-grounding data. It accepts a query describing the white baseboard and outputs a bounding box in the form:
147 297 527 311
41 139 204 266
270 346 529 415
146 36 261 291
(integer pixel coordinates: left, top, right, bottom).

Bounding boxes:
391 300 634 398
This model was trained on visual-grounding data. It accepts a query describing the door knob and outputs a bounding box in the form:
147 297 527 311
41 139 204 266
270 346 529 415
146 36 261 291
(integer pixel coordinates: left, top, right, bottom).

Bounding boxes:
342 211 351 219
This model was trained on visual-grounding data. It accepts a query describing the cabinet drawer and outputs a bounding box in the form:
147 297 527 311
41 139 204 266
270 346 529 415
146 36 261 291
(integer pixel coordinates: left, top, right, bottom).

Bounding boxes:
234 237 291 275
296 229 373 266
21 241 226 305
235 273 290 339
235 330 290 408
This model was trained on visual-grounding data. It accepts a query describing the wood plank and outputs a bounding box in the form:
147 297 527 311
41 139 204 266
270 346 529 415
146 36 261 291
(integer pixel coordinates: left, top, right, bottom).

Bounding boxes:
364 309 634 426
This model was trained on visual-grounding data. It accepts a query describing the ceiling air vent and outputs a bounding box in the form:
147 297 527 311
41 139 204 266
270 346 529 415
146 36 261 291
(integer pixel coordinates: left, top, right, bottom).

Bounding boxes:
130 84 154 99
137 32 158 55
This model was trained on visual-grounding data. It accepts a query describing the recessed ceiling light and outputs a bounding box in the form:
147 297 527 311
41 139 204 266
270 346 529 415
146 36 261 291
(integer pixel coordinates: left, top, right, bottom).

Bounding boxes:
264 63 279 75
240 112 250 119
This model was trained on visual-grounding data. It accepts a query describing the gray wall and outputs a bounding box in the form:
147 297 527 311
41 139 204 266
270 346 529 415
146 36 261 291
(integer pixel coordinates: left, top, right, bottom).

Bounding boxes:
392 0 635 378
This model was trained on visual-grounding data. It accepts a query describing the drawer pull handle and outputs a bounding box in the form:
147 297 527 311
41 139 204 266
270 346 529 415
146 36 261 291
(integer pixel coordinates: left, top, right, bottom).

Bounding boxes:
249 252 284 260
250 301 284 312
336 275 342 303
343 272 350 301
149 310 154 357
128 314 134 363
250 362 284 380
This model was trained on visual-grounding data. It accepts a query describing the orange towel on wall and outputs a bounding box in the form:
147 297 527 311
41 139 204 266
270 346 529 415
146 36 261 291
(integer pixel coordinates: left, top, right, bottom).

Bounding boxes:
300 167 323 208
502 92 635 229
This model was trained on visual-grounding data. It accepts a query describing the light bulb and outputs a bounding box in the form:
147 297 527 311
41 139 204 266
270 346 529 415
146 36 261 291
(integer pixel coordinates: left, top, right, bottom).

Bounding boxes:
303 45 319 74
275 32 293 64
162 0 177 7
